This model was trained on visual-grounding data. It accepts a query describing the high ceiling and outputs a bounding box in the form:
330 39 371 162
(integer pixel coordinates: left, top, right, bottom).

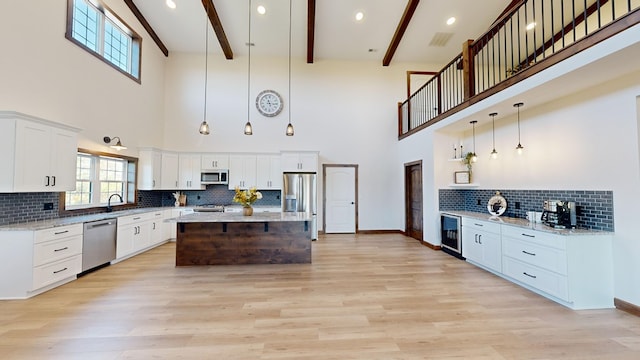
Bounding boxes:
130 0 512 65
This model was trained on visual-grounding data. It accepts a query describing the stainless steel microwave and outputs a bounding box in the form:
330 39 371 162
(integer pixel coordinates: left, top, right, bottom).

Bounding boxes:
200 170 228 185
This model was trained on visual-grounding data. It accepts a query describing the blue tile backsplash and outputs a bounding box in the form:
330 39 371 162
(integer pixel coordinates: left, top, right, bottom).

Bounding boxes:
439 188 614 231
0 185 281 226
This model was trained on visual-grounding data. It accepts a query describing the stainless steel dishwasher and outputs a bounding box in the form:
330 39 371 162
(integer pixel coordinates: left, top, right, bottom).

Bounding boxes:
82 218 117 272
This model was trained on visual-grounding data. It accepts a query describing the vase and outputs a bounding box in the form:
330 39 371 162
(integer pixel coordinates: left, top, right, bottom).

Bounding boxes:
243 206 253 216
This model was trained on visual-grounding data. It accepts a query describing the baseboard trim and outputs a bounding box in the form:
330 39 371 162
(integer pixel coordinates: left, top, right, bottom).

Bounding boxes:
420 241 441 250
614 298 640 317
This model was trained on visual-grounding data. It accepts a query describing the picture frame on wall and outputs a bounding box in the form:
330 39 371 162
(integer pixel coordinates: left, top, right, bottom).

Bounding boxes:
454 171 471 184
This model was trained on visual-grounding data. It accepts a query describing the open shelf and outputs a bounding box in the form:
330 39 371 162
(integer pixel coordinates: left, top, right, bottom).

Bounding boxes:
448 183 480 188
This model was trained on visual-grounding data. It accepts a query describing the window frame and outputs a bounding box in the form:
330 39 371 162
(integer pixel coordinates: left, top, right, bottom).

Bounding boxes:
59 148 139 215
65 0 142 83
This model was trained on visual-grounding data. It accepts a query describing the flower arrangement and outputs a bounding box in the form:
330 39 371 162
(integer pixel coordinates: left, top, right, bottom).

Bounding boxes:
462 152 475 172
233 186 262 207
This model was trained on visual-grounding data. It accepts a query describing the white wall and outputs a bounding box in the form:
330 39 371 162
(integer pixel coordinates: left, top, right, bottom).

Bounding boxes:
0 0 167 156
163 53 436 231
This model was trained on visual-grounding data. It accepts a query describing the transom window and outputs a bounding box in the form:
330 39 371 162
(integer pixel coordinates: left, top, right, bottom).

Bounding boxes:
66 0 141 82
65 151 137 210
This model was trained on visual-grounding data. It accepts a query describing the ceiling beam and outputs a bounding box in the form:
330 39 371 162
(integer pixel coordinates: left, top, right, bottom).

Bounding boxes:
383 0 420 66
202 0 233 60
307 0 316 63
123 0 168 57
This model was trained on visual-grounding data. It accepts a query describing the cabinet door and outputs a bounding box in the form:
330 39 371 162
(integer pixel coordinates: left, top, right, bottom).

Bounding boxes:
138 150 162 190
298 153 318 172
132 222 151 252
160 153 179 189
116 225 135 259
281 152 318 172
462 230 482 263
14 121 53 192
201 154 229 171
479 231 502 272
256 155 282 190
228 155 257 189
281 153 301 172
49 127 78 191
179 154 202 189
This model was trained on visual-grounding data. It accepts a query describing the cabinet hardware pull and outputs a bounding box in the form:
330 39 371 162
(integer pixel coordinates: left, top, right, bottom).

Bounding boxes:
523 272 537 279
522 250 536 256
54 230 69 235
51 176 56 186
153 223 156 230
54 247 69 252
53 267 68 274
522 233 535 238
474 223 483 227
478 235 482 244
45 176 50 186
133 217 141 220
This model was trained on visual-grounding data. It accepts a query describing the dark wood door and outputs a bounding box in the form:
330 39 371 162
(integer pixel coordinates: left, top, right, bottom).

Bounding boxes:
405 161 423 241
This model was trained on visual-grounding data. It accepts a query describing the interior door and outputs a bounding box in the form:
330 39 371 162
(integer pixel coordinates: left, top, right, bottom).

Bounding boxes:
324 165 357 233
405 161 423 241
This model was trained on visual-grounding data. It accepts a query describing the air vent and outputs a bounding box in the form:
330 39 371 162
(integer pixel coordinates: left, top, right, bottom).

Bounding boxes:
429 32 454 47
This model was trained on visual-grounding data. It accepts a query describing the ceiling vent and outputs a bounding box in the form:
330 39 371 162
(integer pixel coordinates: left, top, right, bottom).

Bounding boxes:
429 32 454 47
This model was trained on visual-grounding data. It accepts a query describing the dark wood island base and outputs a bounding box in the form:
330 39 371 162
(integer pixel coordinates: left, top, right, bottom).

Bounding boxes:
175 220 312 266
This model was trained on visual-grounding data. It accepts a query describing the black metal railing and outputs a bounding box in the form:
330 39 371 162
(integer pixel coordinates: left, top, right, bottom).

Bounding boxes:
398 0 640 137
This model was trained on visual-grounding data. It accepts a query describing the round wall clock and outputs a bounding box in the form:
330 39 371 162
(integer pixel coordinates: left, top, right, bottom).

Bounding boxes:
255 90 283 117
487 191 507 216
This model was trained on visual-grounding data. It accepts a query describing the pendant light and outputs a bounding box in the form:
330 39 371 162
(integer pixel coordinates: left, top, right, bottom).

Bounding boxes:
489 112 498 159
199 1 211 135
285 0 294 136
470 120 478 162
244 0 253 136
514 102 524 154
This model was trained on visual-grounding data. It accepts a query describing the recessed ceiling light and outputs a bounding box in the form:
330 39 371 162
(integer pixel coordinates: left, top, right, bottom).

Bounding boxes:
355 11 364 22
446 17 456 25
526 22 536 30
166 0 176 9
257 5 266 15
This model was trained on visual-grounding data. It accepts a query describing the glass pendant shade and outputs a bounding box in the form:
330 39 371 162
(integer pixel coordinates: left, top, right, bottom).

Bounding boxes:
286 122 294 136
199 121 210 135
244 121 253 135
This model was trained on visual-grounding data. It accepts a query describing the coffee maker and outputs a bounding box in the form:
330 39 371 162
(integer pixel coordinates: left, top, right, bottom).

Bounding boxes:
541 200 577 229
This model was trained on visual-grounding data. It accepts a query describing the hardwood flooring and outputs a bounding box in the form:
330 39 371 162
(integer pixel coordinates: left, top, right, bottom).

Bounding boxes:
2 233 640 359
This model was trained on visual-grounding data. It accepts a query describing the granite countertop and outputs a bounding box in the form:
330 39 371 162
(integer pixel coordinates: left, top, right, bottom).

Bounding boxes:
0 207 172 231
440 210 613 236
166 212 312 223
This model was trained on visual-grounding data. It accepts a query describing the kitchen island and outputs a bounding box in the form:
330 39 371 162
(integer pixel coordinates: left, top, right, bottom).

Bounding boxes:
167 212 312 266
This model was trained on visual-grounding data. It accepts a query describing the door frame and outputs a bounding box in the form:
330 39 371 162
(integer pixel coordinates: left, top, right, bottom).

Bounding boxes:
404 160 423 241
322 164 359 234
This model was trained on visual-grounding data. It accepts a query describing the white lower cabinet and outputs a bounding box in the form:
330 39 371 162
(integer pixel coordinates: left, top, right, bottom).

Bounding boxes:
458 215 613 310
0 223 83 299
461 218 502 273
116 212 153 260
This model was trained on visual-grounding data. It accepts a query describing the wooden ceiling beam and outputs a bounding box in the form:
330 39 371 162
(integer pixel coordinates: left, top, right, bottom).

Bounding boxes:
123 0 169 57
202 0 233 60
307 0 316 63
383 0 420 67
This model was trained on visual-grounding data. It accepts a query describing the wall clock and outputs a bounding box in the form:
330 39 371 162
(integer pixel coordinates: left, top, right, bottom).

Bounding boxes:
255 90 283 117
487 191 507 216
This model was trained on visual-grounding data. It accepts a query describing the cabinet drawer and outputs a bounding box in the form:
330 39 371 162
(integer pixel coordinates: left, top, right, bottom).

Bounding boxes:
462 218 501 235
32 254 81 290
503 257 569 301
503 238 567 275
501 225 566 250
35 223 83 244
118 212 153 226
33 235 83 267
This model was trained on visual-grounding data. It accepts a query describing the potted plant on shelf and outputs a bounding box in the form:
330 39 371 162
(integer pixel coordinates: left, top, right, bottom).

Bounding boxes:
233 186 262 216
461 152 475 182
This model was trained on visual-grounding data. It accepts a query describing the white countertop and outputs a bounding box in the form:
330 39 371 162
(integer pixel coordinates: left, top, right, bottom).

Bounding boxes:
166 212 311 223
441 210 613 236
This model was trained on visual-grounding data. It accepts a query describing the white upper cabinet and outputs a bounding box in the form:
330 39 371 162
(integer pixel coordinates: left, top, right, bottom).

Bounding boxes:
201 154 229 171
138 149 162 190
0 112 79 193
256 154 282 190
179 154 203 190
159 152 179 190
281 151 318 172
228 154 257 190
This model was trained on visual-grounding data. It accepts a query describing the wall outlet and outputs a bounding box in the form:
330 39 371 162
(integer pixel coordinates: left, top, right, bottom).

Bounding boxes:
43 202 54 210
477 199 481 205
515 201 521 209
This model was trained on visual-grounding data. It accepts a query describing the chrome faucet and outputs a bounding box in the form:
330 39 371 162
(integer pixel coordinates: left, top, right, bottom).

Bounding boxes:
107 193 123 212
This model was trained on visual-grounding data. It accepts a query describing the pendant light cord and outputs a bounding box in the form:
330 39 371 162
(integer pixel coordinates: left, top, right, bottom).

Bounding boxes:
247 0 251 121
288 0 292 123
203 2 209 123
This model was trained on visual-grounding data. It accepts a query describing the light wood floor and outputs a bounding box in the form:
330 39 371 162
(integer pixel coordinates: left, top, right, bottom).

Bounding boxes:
2 234 640 359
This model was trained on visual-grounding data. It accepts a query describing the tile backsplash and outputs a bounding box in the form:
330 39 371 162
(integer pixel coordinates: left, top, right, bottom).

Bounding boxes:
0 185 281 226
439 188 614 231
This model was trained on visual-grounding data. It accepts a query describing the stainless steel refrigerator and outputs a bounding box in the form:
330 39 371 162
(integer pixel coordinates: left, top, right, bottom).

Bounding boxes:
282 172 317 240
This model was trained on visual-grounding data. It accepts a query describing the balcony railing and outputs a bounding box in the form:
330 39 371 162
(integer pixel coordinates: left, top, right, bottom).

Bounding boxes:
398 0 640 138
